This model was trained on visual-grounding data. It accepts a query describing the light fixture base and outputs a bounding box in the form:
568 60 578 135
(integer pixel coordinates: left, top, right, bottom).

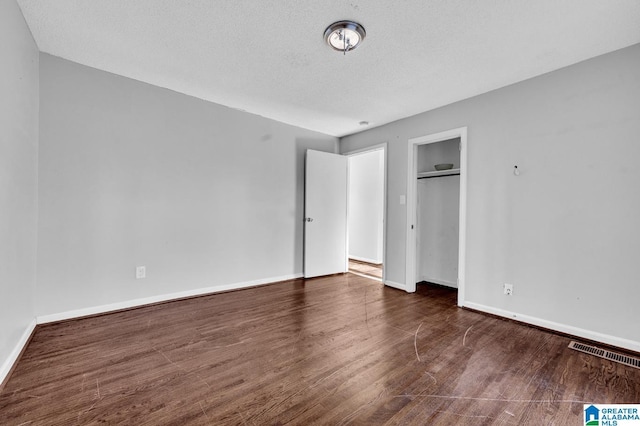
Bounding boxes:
324 20 366 54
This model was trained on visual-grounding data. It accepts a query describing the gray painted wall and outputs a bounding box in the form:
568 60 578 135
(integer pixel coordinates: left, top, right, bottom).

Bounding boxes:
417 138 460 172
0 0 39 376
341 43 640 345
37 54 337 317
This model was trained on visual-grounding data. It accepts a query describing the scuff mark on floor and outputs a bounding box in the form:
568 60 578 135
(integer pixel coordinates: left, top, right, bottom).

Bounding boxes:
239 412 249 426
338 388 386 425
239 410 255 426
310 364 351 389
78 387 104 422
424 370 437 385
462 325 473 347
198 401 210 420
152 346 212 389
288 330 304 357
388 324 413 336
212 339 251 349
260 386 310 419
414 322 423 362
364 287 372 338
433 410 499 421
393 393 588 404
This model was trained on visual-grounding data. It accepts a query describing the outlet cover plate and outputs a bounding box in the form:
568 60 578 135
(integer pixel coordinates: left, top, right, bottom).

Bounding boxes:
136 266 146 279
503 283 513 296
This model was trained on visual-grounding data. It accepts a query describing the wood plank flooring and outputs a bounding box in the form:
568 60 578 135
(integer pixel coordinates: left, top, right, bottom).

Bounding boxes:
348 259 383 279
1 274 639 425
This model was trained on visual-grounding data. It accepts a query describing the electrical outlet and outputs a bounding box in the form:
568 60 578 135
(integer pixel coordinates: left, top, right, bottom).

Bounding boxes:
136 266 146 279
503 283 513 296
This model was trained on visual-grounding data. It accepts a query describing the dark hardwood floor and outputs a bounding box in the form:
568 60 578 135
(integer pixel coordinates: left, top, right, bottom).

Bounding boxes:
1 274 638 425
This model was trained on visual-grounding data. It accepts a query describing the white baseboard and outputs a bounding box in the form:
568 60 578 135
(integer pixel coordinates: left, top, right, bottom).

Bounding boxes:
1 318 36 386
420 276 457 288
384 280 409 292
463 301 640 353
37 273 303 325
349 255 383 265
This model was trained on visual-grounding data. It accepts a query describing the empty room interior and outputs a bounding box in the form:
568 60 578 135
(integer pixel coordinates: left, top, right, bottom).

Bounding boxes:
2 1 640 424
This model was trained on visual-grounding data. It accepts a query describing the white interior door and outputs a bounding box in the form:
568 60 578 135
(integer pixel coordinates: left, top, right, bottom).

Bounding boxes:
304 150 348 278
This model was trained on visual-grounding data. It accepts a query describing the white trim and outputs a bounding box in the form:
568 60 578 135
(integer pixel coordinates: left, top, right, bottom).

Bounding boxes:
458 129 468 306
348 255 382 265
345 157 351 274
383 280 407 292
406 127 467 304
342 144 386 156
420 276 457 288
0 318 37 386
464 301 640 354
342 143 388 284
36 274 303 324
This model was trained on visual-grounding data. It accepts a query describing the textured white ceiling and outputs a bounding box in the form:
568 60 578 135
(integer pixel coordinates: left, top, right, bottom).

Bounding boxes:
16 0 640 137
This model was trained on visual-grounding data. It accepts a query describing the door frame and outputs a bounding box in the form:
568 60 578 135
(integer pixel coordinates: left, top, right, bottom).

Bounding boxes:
405 128 467 306
343 143 388 283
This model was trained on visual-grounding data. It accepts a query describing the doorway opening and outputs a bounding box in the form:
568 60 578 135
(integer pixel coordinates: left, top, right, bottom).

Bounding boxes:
345 145 387 282
406 128 467 306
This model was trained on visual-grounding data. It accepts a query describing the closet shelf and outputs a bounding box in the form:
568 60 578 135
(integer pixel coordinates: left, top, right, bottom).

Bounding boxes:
417 168 461 179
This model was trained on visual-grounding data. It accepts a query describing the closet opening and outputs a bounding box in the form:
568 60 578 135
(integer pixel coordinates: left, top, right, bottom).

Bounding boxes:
405 127 467 306
416 138 460 291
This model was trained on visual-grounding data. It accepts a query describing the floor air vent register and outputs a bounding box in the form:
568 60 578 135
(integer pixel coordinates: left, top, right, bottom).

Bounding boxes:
568 341 640 370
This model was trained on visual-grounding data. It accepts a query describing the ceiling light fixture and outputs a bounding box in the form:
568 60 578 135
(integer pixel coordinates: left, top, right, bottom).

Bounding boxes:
324 20 366 55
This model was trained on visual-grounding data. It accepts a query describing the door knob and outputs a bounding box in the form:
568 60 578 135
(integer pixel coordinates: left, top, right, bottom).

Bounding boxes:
305 218 314 222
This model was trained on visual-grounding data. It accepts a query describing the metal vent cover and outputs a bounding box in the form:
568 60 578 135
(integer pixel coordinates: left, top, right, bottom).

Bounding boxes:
569 341 640 370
